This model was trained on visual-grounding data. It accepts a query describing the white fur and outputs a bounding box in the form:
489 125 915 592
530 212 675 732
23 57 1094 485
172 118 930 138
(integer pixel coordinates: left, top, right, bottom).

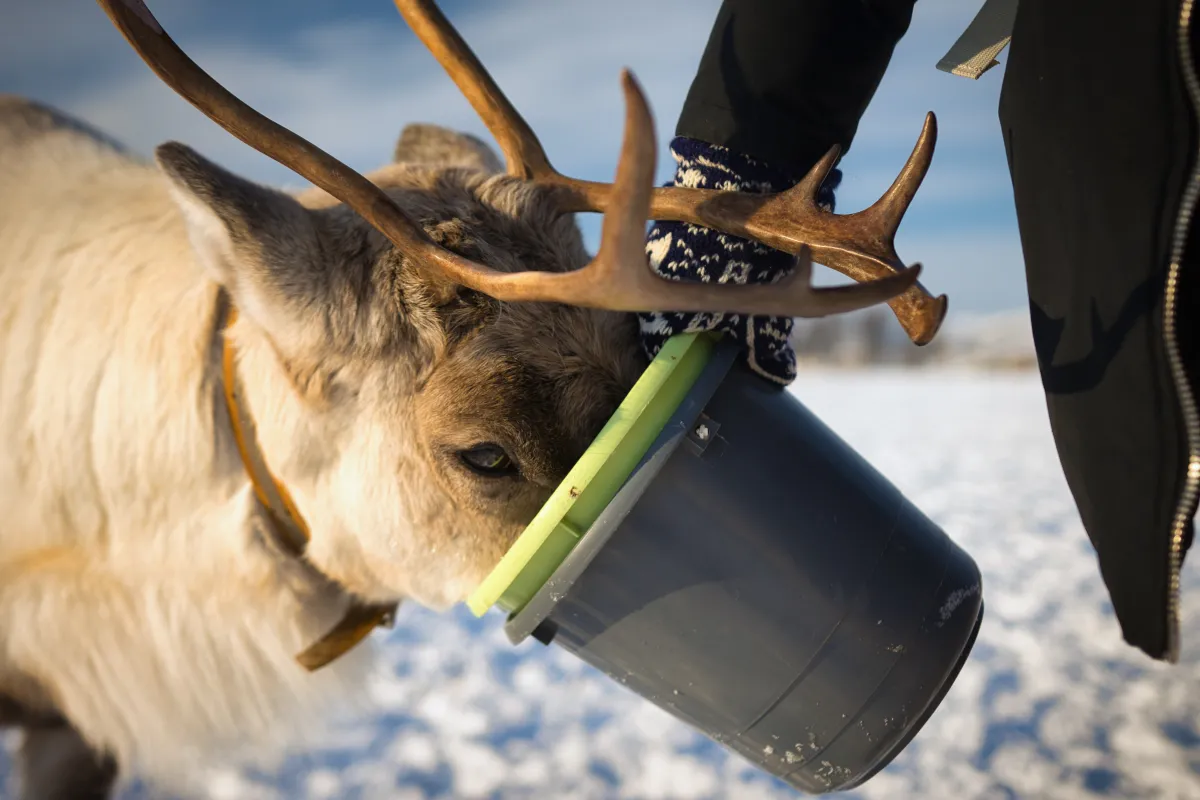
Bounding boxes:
0 101 384 791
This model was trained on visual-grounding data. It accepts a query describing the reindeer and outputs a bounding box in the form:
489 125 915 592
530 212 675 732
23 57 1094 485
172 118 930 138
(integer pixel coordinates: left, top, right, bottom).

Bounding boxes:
0 0 944 796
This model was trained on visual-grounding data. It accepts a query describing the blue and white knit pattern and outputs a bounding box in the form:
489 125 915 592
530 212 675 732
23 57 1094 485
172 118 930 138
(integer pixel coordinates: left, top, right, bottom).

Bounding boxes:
637 137 840 385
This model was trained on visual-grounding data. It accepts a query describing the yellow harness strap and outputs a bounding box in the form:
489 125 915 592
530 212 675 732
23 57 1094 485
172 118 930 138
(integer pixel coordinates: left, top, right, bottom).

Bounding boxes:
219 296 396 672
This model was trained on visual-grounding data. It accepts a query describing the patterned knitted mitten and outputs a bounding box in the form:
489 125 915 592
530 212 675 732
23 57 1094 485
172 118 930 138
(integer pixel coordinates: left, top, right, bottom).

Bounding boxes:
637 137 841 385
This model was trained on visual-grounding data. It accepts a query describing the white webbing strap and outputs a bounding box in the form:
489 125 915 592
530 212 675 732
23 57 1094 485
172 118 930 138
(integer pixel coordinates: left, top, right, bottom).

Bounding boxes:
936 0 1019 80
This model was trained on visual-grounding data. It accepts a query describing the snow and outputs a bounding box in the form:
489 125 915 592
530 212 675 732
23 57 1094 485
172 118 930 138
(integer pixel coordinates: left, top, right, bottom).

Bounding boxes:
4 368 1199 799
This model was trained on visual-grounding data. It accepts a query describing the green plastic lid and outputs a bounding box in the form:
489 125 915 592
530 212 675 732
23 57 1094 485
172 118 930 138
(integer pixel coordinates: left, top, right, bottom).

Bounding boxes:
466 332 716 617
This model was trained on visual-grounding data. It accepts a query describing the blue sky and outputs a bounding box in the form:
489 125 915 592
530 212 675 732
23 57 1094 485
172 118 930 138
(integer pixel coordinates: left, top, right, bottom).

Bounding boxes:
3 0 1026 313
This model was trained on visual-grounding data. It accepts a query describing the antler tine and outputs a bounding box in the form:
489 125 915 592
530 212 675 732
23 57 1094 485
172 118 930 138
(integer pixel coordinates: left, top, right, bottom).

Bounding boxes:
592 72 658 298
790 144 844 211
798 112 947 343
392 0 554 181
863 111 937 240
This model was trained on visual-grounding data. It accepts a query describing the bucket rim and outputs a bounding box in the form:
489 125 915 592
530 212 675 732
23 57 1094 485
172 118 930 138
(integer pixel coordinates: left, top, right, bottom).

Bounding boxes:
465 332 717 617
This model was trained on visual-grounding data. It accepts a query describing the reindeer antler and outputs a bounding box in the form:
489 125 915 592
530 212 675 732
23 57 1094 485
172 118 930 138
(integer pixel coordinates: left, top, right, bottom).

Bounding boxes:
96 0 932 327
393 0 948 343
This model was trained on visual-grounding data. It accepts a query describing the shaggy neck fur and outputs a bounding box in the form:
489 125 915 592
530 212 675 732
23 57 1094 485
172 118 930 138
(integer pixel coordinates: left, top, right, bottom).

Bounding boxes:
0 97 387 791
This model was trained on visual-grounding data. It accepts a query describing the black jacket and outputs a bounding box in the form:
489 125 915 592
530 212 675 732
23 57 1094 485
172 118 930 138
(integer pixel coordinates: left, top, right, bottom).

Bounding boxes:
676 0 1199 662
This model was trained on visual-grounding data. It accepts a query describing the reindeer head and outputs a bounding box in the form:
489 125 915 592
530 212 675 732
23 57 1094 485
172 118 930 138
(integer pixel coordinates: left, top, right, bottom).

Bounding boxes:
99 0 945 610
155 127 646 607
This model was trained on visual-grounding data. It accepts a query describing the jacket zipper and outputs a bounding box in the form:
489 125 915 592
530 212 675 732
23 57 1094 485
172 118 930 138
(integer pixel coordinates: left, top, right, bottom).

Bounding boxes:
1164 0 1200 663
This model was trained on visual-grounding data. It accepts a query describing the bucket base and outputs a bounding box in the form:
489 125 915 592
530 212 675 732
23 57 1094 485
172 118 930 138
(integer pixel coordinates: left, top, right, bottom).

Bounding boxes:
846 599 984 789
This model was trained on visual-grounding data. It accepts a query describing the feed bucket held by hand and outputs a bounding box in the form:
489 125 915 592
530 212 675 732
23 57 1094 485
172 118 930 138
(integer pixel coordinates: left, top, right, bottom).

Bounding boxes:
467 333 983 794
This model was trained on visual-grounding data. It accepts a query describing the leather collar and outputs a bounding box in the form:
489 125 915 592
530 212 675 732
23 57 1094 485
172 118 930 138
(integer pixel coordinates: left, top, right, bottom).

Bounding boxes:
218 291 396 672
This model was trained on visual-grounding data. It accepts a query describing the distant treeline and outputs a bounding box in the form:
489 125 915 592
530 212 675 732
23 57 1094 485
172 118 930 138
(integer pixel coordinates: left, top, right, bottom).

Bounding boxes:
789 307 1037 369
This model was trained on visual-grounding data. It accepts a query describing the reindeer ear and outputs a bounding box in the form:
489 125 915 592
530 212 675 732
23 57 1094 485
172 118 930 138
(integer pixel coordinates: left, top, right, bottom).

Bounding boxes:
156 142 325 337
393 123 502 173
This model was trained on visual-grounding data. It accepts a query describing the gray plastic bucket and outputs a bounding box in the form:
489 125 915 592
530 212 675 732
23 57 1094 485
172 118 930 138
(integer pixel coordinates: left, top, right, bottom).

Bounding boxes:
504 338 984 794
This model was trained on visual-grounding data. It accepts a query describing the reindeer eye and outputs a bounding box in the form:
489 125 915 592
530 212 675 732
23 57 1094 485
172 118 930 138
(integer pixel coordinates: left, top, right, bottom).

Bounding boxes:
457 443 518 477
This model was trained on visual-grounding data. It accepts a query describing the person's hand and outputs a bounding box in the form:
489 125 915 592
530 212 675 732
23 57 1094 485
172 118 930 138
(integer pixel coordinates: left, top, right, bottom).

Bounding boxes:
637 137 841 384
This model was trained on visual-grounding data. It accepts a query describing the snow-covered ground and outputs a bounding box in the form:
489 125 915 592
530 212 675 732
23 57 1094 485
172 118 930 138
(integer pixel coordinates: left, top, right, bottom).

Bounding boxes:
4 369 1199 799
